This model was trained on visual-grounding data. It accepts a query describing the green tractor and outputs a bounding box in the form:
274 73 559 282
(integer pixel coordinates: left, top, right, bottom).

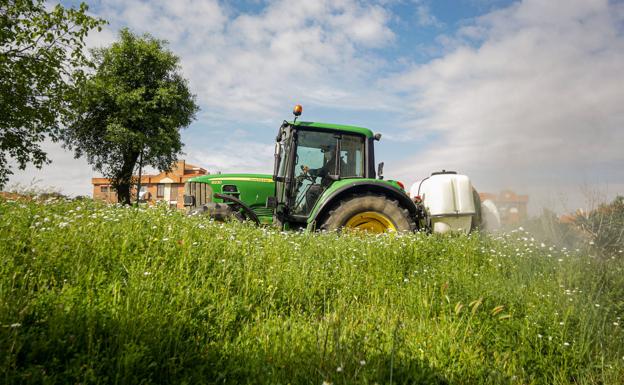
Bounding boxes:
184 106 472 233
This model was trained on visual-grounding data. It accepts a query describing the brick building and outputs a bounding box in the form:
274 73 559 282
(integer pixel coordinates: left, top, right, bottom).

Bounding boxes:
479 190 529 226
92 160 208 208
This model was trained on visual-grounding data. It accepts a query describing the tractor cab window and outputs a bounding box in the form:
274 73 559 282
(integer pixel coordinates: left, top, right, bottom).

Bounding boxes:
291 130 365 216
340 134 364 178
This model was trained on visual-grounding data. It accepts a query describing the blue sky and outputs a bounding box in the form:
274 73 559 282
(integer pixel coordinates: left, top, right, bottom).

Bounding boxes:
10 0 624 213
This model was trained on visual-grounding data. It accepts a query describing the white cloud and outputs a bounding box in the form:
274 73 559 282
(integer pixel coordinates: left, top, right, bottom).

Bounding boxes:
186 140 274 175
387 0 624 211
94 0 396 120
415 4 442 27
7 141 95 196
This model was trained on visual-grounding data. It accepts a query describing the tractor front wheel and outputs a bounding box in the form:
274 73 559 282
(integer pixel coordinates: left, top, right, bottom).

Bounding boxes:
320 194 416 233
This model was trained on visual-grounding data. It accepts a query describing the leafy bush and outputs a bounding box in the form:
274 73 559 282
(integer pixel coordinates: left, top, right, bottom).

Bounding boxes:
521 209 582 251
521 196 624 259
573 196 624 257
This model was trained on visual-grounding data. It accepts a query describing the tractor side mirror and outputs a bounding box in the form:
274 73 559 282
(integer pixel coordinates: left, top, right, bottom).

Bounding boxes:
377 162 384 180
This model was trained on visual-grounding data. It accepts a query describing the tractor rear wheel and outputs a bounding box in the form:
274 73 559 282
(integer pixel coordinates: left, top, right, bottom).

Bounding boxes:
320 194 416 233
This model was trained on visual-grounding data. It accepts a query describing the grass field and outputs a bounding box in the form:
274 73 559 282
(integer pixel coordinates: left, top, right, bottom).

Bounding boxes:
1 197 623 384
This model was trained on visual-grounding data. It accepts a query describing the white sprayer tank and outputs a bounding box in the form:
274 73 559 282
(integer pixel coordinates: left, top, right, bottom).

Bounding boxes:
410 171 476 234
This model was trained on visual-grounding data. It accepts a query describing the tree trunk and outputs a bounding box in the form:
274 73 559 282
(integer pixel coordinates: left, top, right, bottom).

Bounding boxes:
116 183 132 205
115 150 140 205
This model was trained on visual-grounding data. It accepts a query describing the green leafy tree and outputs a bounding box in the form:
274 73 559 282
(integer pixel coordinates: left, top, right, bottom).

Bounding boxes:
0 0 104 189
63 28 199 204
574 196 624 257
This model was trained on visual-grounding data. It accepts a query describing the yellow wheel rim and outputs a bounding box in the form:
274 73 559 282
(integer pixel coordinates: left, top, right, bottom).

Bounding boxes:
344 211 396 233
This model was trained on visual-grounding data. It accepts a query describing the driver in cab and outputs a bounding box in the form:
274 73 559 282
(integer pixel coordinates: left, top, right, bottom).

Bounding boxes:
302 146 346 186
294 146 345 214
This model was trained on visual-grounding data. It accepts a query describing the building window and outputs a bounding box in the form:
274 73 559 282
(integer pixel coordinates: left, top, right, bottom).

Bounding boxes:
101 186 108 193
170 185 178 201
156 184 164 198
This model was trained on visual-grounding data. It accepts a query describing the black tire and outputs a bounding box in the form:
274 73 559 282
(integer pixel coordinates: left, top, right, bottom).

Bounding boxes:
320 194 416 232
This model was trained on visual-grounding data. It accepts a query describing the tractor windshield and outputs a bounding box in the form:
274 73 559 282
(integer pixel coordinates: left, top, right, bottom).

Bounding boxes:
291 130 365 216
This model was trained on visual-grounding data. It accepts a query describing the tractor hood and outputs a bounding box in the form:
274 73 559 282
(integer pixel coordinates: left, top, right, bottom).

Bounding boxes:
185 173 275 223
188 173 274 185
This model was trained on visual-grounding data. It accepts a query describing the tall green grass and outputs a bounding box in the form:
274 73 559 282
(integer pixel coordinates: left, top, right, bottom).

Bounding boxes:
1 197 623 384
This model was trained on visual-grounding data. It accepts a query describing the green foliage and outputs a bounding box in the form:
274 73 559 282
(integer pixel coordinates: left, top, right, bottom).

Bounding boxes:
522 209 583 251
1 198 623 384
574 196 624 257
63 28 199 204
0 0 105 188
522 197 624 259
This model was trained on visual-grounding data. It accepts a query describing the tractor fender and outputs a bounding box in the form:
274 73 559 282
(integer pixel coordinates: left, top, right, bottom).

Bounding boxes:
306 180 419 231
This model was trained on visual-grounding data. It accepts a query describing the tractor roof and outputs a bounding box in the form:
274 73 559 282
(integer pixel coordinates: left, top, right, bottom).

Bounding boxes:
290 121 374 138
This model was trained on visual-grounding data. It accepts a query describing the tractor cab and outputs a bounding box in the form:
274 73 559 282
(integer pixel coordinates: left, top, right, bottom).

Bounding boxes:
271 105 379 228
